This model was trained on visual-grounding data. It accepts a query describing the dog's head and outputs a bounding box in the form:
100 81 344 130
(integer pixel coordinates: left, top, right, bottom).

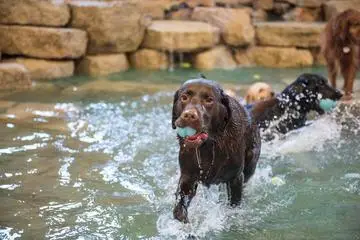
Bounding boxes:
334 9 360 44
172 78 231 148
280 73 343 114
245 82 275 104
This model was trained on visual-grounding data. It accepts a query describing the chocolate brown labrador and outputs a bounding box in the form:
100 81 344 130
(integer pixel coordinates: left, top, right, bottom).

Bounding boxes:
171 77 261 223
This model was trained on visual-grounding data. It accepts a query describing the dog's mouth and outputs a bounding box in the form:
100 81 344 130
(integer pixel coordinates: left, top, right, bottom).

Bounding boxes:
176 126 209 148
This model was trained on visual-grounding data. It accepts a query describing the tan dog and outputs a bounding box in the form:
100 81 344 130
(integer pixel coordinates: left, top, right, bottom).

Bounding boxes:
245 82 274 104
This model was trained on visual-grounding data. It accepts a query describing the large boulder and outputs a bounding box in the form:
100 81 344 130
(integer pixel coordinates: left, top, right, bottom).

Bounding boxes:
324 1 360 20
70 1 147 54
142 20 220 52
192 7 254 46
129 49 168 70
76 54 129 76
235 47 314 68
255 22 325 48
0 25 87 59
0 63 31 89
194 45 237 70
5 58 74 80
0 0 70 26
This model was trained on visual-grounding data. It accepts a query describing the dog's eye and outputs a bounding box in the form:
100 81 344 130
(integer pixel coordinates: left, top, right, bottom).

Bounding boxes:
180 95 188 102
205 97 214 104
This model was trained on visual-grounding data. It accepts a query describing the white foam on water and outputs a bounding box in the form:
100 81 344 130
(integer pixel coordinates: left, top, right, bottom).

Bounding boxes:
262 114 341 155
156 166 291 239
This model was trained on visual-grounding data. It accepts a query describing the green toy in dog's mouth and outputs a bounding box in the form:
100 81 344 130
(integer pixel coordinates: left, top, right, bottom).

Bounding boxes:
176 127 208 145
319 98 337 112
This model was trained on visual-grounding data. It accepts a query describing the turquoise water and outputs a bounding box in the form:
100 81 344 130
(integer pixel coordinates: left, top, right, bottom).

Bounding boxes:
0 68 359 239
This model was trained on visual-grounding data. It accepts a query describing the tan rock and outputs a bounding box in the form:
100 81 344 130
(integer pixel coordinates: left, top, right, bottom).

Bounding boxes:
133 0 171 19
0 0 70 26
0 25 87 59
3 103 68 120
70 1 147 54
243 46 314 68
6 58 74 80
0 63 31 90
283 7 322 22
142 20 220 52
233 48 254 66
214 0 252 7
194 45 237 70
76 54 129 76
0 102 77 133
192 7 254 46
255 22 325 48
0 101 16 110
129 49 168 70
252 9 268 22
296 0 325 7
324 1 360 20
254 0 273 10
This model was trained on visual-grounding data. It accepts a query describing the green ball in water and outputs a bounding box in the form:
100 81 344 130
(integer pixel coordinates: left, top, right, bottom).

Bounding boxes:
176 127 197 138
319 99 337 112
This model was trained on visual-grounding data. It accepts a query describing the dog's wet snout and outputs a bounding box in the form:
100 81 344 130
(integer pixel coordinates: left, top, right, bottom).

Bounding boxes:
334 89 343 99
180 109 199 124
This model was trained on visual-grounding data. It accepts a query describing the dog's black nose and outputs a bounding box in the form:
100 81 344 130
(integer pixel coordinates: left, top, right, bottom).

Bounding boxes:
334 89 343 100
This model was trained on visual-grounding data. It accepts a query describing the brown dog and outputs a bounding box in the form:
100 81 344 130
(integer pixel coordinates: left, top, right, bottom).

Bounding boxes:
171 77 261 223
322 9 360 99
245 82 274 104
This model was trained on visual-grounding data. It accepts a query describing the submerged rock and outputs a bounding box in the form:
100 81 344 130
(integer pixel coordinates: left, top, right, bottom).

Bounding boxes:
0 25 87 59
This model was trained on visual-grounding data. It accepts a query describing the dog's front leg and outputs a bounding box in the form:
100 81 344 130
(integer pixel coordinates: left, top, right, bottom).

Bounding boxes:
173 175 198 223
227 171 244 206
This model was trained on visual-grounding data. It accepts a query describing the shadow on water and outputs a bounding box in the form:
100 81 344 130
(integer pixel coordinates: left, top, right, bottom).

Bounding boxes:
0 68 360 239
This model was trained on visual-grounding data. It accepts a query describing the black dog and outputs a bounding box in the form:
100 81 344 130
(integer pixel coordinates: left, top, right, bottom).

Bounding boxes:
172 77 261 223
248 73 343 136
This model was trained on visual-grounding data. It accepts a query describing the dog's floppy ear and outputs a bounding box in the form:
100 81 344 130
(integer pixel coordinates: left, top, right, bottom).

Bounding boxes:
172 89 180 129
220 90 232 127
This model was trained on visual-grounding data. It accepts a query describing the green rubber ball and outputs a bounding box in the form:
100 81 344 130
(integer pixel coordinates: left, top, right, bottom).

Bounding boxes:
319 98 337 112
176 127 196 137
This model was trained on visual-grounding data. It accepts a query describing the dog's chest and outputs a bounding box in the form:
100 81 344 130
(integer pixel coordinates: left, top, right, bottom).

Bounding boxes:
194 145 240 185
